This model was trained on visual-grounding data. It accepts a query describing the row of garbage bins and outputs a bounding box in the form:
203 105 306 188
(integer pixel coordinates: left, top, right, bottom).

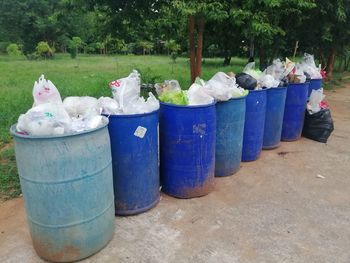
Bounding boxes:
10 77 321 262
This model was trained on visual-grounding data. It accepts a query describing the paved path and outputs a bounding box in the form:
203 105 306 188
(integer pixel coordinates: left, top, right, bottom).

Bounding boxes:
1 87 349 263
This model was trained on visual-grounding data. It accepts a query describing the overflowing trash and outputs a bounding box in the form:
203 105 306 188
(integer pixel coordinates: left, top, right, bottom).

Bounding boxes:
157 72 247 106
303 88 334 143
16 75 105 136
101 70 159 115
299 53 323 79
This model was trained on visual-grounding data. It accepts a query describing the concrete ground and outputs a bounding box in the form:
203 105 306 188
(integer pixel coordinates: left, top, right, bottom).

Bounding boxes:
1 86 350 263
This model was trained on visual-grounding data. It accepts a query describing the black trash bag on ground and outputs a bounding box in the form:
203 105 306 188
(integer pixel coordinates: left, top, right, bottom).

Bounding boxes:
236 73 257 90
302 109 334 143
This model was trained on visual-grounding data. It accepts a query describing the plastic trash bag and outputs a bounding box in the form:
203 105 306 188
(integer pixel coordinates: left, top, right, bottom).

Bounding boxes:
307 89 325 114
97 97 120 115
204 72 247 101
236 73 257 90
243 62 262 80
155 80 181 95
109 70 141 111
108 70 159 114
258 74 280 89
33 74 62 106
288 64 306 83
63 96 99 118
17 103 72 136
187 83 214 105
158 90 189 105
300 53 322 79
303 109 334 143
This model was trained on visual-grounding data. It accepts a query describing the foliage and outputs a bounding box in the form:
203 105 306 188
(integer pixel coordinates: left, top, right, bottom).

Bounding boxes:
6 43 21 56
36 41 54 58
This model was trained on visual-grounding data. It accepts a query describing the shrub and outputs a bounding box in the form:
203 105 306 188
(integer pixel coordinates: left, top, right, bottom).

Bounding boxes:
36 41 53 58
6 43 22 56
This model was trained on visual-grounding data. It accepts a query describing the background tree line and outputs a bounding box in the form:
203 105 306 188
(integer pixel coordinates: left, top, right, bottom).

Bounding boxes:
0 0 349 80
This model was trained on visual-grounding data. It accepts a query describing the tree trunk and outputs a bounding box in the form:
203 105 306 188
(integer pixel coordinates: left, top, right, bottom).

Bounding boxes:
188 15 196 83
325 47 336 81
195 17 205 78
259 46 267 71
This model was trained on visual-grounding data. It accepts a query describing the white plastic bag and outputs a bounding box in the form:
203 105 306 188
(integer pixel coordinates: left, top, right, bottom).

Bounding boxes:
122 92 159 114
33 74 62 106
258 73 280 89
243 62 261 80
109 70 141 111
307 89 325 114
63 96 99 118
205 72 247 101
17 103 72 136
97 97 120 115
300 53 322 79
187 83 214 105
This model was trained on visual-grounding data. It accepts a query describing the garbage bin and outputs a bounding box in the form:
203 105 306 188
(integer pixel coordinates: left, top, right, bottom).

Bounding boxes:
263 87 287 149
106 110 160 215
10 120 115 262
281 82 309 141
308 79 322 97
159 102 216 198
215 96 246 176
242 89 267 162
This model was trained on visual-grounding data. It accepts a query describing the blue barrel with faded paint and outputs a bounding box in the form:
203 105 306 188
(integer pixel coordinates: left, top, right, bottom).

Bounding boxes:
281 82 309 141
242 89 267 162
308 78 322 97
10 120 114 262
215 96 246 177
106 110 159 215
263 87 287 149
159 102 216 198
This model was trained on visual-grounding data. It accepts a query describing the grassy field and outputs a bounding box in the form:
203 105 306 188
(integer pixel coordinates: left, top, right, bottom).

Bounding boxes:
0 54 247 200
0 54 349 200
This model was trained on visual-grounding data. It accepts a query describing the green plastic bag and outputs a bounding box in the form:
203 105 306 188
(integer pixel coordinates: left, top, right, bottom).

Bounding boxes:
158 90 189 105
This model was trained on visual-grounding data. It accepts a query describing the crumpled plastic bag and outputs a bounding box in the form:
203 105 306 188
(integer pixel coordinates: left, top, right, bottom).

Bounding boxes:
243 62 262 80
307 89 325 114
236 73 257 90
63 96 99 118
158 90 188 105
17 103 72 136
258 73 281 89
108 70 159 114
288 64 306 83
155 80 181 95
187 83 214 105
97 97 120 115
204 72 247 101
33 74 62 106
300 53 322 79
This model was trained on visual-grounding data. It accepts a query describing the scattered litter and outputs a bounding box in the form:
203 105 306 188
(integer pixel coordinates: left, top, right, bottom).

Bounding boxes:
316 174 325 179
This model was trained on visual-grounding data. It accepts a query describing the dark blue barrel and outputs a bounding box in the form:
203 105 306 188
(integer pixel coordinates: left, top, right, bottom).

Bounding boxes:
242 89 267 162
263 87 287 149
106 110 159 215
215 96 246 177
159 102 216 198
10 120 114 262
308 78 322 97
281 82 309 141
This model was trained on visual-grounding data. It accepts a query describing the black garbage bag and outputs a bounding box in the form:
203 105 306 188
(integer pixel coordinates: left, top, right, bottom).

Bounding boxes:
236 73 257 90
302 109 334 143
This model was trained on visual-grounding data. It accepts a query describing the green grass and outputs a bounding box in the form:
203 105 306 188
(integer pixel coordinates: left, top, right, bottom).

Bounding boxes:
0 53 247 199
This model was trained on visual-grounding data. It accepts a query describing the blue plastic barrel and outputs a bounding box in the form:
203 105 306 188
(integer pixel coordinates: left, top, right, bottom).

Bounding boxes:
281 82 309 141
159 102 216 198
215 96 246 176
242 89 267 162
263 87 287 149
308 79 322 97
106 110 159 215
10 120 114 262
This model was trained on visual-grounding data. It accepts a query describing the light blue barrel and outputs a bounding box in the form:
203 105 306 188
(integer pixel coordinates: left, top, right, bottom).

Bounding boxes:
10 120 115 262
215 96 246 176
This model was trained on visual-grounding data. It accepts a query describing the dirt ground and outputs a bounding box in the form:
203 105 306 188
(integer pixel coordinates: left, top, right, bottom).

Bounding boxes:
0 86 349 263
